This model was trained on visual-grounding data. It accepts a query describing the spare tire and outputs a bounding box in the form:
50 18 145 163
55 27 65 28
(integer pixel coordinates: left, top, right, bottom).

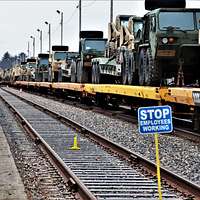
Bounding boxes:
145 0 185 10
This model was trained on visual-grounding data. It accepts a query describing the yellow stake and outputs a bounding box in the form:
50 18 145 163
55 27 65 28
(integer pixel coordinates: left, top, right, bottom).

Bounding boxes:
70 134 80 150
155 133 162 200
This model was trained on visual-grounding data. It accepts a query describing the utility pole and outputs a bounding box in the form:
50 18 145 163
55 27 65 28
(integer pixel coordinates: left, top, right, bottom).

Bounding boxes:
30 36 35 58
27 41 30 58
57 10 64 46
45 22 51 55
79 0 81 38
61 12 63 45
110 0 113 23
37 29 43 53
45 21 52 82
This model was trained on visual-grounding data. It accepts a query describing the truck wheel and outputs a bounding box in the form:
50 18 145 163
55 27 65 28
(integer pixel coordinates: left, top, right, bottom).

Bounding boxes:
70 61 76 83
120 51 127 85
145 48 160 86
92 63 96 83
77 61 88 83
95 63 101 84
138 48 146 85
127 52 138 85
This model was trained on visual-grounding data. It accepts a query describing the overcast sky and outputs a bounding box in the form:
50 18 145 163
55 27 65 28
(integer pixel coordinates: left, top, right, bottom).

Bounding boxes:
0 0 200 58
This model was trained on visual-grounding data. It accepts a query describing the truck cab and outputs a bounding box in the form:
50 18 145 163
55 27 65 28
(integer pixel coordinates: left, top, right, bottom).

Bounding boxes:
36 53 49 82
26 58 37 81
138 4 200 86
71 31 107 83
51 45 68 82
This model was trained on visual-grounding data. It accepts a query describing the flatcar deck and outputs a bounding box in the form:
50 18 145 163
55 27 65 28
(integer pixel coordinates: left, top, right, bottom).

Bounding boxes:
14 81 200 106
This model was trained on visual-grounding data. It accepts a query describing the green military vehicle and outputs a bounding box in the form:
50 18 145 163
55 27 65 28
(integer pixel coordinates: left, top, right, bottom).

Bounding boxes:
137 0 200 86
91 14 143 84
36 53 49 82
71 31 107 83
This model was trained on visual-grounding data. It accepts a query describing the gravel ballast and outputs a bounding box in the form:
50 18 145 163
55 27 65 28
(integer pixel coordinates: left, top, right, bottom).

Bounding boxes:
0 92 77 200
4 87 200 186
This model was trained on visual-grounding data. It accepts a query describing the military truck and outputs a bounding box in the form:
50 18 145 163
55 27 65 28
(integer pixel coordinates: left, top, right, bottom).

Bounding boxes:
71 31 107 83
138 0 200 86
60 51 79 82
25 58 37 81
92 0 200 86
0 68 4 81
91 15 143 84
10 64 23 81
19 62 28 81
36 53 49 82
51 45 69 82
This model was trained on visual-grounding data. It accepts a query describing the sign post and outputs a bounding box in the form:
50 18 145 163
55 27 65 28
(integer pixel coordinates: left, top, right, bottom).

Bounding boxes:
138 105 173 200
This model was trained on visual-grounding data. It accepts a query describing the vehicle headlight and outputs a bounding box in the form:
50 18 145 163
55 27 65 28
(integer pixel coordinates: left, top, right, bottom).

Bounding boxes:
162 37 168 44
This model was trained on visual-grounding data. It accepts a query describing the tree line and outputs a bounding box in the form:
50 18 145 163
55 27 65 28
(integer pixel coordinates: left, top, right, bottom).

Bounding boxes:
0 52 26 70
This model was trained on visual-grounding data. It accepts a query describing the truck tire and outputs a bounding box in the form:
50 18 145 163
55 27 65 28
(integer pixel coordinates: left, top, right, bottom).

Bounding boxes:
77 60 88 83
127 52 138 85
95 63 102 84
145 48 160 86
92 63 96 83
120 51 127 85
70 61 76 83
138 48 146 86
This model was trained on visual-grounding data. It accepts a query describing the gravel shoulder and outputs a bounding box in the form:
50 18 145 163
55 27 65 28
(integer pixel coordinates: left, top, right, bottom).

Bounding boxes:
4 87 200 186
0 126 27 200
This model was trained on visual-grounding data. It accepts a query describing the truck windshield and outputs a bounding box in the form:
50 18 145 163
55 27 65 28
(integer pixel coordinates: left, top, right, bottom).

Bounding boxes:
133 21 143 36
84 40 106 52
28 63 36 68
196 12 200 28
39 58 48 66
67 52 79 59
54 52 66 60
121 20 129 27
159 12 195 30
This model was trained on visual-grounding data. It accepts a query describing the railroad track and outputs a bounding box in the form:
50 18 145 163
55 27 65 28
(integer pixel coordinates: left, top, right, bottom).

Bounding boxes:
10 86 200 143
0 94 77 199
0 88 200 199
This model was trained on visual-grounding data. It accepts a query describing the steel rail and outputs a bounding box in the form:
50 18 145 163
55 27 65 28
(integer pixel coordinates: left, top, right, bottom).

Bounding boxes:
0 94 97 200
2 88 200 199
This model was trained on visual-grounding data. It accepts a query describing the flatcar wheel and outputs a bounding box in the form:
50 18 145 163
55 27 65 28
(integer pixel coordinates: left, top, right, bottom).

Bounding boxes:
120 51 127 85
138 48 146 86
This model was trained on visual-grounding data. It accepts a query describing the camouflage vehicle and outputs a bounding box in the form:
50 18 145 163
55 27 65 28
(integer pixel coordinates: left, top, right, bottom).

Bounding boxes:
92 0 200 87
25 58 37 81
0 68 4 81
91 15 143 84
61 51 79 82
10 64 23 81
2 68 12 81
36 53 49 82
71 31 107 83
137 0 200 86
19 62 28 81
51 45 68 82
